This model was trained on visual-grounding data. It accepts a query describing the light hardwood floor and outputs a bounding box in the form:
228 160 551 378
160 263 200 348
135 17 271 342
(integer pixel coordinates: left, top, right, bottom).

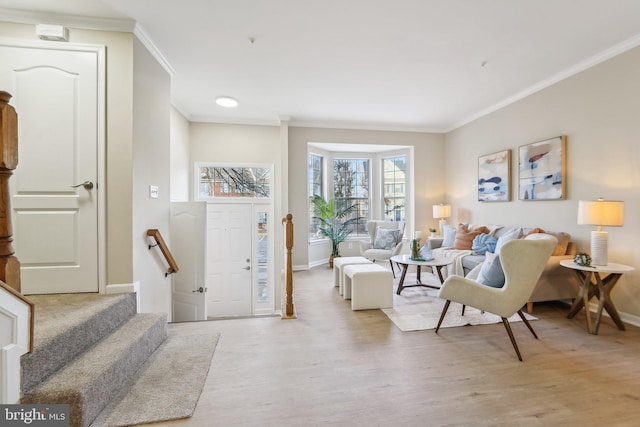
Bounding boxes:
146 266 640 427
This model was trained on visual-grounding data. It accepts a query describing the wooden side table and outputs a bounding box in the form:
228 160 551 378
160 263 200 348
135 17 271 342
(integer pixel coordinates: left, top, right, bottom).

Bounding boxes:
560 260 634 334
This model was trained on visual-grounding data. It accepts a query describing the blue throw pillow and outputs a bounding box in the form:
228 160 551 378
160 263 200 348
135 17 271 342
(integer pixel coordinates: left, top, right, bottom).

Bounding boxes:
476 252 505 288
373 227 400 250
471 233 498 255
441 224 456 248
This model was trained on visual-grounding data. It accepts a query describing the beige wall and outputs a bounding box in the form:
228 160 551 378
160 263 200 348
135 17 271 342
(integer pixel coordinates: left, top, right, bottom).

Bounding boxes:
170 107 191 202
189 122 286 308
0 22 136 286
289 127 445 268
445 46 640 318
131 38 172 317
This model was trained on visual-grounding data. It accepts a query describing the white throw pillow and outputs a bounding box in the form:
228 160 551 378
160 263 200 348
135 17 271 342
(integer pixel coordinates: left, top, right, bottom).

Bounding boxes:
494 227 522 255
476 252 505 288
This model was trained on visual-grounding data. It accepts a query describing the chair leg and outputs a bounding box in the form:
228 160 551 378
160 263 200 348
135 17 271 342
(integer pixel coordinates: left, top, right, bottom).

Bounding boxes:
435 300 451 334
389 260 396 278
517 310 538 339
501 317 523 361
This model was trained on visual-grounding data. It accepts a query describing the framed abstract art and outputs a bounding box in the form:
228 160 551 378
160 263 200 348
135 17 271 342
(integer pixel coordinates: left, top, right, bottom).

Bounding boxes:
478 149 511 202
518 136 567 200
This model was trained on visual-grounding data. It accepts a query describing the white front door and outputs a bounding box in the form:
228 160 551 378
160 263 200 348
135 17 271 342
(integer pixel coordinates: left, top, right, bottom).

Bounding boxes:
0 42 102 294
207 203 253 317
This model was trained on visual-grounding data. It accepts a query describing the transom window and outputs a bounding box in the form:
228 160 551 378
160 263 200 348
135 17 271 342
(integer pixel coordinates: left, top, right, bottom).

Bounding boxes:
197 165 271 200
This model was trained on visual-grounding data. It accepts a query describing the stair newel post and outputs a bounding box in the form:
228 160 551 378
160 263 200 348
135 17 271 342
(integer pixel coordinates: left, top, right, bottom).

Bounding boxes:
0 91 20 293
282 214 296 319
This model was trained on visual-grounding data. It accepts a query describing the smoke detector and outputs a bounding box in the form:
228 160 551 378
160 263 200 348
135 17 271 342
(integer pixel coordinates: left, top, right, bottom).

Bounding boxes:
36 24 69 42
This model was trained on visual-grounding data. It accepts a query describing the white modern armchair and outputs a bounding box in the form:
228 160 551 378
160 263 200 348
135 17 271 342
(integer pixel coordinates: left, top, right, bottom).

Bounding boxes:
360 220 405 277
435 233 557 361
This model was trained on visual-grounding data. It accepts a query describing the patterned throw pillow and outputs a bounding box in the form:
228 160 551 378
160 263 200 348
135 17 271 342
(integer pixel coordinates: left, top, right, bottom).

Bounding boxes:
373 227 400 250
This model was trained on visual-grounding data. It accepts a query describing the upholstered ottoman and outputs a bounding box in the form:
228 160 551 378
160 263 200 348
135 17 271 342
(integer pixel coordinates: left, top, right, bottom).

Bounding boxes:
333 256 372 295
343 264 393 310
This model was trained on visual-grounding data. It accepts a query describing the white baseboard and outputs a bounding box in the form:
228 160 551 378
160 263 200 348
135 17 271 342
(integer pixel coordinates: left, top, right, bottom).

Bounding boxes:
588 302 640 328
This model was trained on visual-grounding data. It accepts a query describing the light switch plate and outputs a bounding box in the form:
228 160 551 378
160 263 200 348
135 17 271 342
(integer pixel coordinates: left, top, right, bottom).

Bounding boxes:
149 185 159 199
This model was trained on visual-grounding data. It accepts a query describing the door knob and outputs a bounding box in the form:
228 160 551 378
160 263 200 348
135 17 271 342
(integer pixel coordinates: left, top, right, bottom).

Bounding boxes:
192 286 206 293
72 181 94 190
243 266 251 270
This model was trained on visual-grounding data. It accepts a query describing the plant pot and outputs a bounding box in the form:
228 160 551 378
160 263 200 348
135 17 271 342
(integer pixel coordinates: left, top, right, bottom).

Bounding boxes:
329 254 339 268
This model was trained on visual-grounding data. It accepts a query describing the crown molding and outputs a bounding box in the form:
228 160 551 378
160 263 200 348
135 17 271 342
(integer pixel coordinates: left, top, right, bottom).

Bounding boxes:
0 8 134 32
134 23 175 76
447 32 640 133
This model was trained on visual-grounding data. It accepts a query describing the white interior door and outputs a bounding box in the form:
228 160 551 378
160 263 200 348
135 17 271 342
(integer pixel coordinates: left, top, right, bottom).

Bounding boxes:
0 42 101 294
207 203 252 317
170 202 207 321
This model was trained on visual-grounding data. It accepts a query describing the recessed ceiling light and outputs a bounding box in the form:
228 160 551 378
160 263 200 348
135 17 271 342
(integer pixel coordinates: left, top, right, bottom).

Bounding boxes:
215 96 239 108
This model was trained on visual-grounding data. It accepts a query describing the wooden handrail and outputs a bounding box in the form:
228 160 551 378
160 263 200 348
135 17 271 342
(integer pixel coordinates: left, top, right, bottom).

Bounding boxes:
146 229 179 276
282 214 295 318
0 280 33 353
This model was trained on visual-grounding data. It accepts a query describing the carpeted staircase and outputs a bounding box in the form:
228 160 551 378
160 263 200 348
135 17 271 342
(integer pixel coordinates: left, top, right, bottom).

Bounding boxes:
20 293 168 427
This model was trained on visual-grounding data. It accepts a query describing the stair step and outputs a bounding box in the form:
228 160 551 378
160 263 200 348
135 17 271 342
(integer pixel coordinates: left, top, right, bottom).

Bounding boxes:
21 293 137 393
21 313 168 427
91 332 220 427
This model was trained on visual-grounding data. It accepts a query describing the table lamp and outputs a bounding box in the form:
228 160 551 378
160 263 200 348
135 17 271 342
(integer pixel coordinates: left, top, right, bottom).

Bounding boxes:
432 204 451 237
577 198 624 266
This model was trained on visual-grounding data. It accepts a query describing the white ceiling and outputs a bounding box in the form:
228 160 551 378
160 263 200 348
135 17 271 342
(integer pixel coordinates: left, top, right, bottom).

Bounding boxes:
2 0 640 132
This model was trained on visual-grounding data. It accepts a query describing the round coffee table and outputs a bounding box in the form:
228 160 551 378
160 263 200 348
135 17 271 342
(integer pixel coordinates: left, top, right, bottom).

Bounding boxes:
390 254 453 295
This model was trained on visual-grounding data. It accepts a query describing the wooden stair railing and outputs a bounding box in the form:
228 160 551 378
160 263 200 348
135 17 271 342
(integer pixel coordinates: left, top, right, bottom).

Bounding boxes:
282 214 296 319
0 90 30 351
0 91 21 293
147 229 179 277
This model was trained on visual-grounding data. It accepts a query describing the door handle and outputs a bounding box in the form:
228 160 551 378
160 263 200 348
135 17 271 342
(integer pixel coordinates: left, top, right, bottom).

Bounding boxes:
192 286 206 293
71 181 94 190
243 266 251 270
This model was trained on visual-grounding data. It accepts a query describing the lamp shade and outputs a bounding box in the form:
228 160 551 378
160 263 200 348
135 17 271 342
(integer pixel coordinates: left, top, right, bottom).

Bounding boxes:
433 204 451 219
577 199 624 227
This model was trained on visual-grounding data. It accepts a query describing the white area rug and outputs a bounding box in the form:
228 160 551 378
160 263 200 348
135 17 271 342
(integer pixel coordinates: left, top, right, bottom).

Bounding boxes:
382 271 536 332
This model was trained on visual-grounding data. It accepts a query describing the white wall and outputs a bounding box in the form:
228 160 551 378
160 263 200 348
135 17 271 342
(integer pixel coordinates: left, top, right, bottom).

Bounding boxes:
445 45 640 318
132 37 172 318
170 106 190 202
289 127 445 269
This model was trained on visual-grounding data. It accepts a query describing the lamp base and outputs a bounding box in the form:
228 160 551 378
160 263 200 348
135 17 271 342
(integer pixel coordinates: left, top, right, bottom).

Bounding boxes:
590 230 608 266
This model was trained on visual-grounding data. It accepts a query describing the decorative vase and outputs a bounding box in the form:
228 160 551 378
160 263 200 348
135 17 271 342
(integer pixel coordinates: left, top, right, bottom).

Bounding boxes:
410 239 420 260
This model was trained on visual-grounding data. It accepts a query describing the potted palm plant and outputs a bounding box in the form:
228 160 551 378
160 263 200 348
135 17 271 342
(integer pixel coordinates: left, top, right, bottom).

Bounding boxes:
311 195 362 267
